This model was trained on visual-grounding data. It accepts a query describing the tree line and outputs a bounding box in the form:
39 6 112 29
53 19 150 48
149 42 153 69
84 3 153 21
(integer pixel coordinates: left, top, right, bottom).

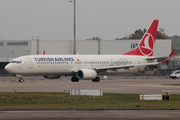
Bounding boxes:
115 29 168 40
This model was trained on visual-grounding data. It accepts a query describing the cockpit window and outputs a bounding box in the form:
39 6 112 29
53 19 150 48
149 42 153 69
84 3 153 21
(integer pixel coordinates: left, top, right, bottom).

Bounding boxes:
17 61 22 64
11 61 22 64
175 71 180 74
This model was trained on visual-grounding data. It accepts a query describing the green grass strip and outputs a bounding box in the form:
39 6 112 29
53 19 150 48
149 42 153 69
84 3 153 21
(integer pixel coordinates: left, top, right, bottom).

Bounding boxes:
0 92 180 110
162 84 180 86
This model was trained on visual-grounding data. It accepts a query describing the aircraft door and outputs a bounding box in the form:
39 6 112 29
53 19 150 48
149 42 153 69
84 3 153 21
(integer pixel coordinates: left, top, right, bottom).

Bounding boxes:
27 57 33 69
91 60 95 68
110 59 114 65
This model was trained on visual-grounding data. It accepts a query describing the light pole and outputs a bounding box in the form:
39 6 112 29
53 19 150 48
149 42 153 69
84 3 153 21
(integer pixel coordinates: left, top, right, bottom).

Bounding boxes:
70 0 76 55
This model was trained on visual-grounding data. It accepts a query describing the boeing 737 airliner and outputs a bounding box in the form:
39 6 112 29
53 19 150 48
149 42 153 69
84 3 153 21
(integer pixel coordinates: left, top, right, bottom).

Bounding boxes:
5 20 174 82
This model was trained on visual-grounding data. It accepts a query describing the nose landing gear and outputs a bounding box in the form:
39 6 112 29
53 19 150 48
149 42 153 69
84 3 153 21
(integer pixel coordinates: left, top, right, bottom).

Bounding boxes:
19 78 24 82
16 75 24 82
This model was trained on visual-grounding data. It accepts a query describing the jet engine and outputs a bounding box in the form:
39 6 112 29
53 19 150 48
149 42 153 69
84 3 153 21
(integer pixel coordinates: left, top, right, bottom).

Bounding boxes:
43 75 61 79
77 69 97 80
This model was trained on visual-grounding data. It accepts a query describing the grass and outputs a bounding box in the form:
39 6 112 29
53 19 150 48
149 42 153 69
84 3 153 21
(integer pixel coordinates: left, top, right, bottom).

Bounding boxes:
162 84 180 86
0 92 180 110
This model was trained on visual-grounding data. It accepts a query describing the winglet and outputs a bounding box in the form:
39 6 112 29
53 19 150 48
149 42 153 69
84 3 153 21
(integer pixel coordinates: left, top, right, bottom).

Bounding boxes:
160 49 174 63
43 50 45 55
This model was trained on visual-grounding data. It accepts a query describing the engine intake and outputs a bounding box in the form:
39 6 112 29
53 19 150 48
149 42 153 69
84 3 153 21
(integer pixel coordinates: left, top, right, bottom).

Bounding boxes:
77 69 97 80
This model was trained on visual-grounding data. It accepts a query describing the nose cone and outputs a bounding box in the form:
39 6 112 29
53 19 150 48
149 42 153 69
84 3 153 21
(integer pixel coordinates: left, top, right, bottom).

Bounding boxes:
5 64 14 74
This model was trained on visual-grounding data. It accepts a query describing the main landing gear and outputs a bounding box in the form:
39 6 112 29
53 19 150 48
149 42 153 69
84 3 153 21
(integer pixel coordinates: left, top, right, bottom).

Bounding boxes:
71 76 100 82
92 77 100 82
71 76 79 82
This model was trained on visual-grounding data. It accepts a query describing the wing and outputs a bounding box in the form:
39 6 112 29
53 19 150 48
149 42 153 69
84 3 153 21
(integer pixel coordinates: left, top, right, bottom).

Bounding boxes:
95 62 158 72
72 62 159 73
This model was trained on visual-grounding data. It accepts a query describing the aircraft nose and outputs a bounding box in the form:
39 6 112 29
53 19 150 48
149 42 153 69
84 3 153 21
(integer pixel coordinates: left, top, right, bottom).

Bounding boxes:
5 64 14 74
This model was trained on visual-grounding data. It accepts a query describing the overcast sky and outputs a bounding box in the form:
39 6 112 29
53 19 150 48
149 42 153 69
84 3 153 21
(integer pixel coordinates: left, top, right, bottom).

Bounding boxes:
0 0 179 40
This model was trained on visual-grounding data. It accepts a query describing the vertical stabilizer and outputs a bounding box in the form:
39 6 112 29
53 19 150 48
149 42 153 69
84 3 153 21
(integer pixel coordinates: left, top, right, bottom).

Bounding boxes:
123 20 159 56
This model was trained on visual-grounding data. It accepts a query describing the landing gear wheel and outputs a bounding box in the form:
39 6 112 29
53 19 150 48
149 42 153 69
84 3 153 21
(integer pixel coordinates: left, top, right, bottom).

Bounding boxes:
19 78 24 82
71 77 79 82
92 77 100 82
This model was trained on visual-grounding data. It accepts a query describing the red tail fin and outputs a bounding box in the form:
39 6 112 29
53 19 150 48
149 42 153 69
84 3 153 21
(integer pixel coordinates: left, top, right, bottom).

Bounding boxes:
123 20 159 56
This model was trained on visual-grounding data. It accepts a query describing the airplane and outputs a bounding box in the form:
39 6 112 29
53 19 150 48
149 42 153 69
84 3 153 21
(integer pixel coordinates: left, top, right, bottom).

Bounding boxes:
5 20 174 82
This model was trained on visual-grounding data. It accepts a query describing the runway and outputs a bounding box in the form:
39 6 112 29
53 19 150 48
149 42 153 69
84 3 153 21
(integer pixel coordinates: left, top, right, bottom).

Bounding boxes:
1 110 180 120
0 76 180 94
1 76 180 120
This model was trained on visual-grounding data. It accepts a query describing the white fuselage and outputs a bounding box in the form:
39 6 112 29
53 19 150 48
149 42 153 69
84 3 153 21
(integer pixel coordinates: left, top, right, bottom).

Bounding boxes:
5 54 150 76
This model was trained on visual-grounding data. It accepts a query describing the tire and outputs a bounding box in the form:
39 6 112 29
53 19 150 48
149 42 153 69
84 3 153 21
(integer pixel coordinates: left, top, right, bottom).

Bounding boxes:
19 78 24 82
71 77 79 82
92 77 100 82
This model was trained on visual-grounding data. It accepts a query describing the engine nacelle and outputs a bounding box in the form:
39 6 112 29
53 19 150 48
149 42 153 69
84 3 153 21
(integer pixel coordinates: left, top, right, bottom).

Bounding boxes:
43 75 61 79
77 69 97 80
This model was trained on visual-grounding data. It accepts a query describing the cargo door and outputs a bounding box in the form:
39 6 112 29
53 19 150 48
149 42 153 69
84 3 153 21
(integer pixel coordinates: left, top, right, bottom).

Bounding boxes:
137 57 141 64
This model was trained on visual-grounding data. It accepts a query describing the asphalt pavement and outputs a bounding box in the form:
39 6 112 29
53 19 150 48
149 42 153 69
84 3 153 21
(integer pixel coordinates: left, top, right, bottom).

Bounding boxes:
0 76 180 120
